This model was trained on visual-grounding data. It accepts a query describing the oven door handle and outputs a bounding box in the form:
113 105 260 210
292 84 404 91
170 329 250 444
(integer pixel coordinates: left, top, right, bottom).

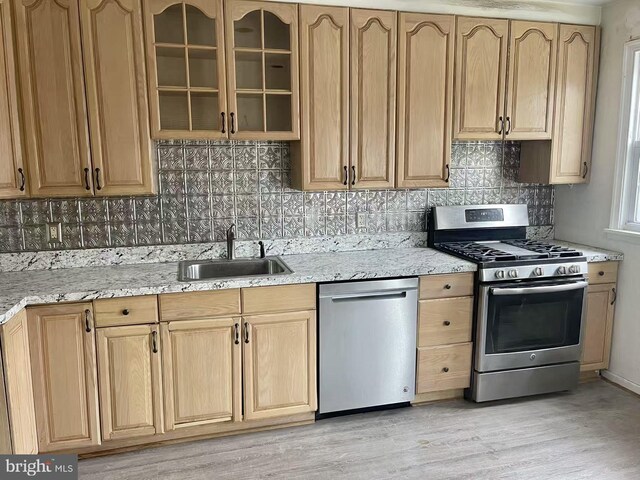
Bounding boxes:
490 281 588 296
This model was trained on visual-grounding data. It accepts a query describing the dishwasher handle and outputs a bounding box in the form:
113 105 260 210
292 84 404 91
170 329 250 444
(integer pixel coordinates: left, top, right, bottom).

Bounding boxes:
329 290 410 302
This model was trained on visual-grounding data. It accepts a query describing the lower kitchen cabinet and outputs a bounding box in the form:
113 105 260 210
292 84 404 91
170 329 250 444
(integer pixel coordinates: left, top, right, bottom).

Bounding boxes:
96 325 163 441
243 310 317 420
161 318 241 431
416 343 473 393
27 304 101 452
581 283 616 371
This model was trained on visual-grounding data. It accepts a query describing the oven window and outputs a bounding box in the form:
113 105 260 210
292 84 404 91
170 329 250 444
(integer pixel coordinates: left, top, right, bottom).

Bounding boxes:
485 285 584 354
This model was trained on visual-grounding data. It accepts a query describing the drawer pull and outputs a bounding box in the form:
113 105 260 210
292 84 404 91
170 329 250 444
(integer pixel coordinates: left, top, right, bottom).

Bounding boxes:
442 367 449 373
443 320 451 326
122 309 130 316
598 271 605 276
444 284 452 290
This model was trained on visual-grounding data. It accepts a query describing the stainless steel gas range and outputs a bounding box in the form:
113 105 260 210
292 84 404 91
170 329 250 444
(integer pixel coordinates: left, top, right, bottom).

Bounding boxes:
429 204 588 402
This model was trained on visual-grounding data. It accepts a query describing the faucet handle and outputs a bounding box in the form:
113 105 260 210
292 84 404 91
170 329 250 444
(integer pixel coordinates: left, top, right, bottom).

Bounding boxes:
258 241 266 259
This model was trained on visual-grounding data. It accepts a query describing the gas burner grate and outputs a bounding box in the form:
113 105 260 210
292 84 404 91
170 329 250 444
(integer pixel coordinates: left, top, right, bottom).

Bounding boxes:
503 240 583 258
437 242 518 262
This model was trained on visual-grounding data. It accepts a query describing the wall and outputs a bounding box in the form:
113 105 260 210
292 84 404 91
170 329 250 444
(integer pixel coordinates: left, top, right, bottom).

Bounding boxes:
554 0 640 393
0 141 554 253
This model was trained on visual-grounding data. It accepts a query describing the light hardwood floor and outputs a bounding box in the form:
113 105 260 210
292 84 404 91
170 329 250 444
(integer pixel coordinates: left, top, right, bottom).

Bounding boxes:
79 381 640 479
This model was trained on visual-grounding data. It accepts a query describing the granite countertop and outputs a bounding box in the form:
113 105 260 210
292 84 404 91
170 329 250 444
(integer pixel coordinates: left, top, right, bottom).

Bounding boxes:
0 242 623 326
0 247 475 325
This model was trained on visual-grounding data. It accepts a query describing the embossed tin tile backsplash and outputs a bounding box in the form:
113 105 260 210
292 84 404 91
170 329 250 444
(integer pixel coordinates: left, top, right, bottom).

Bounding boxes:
0 141 553 253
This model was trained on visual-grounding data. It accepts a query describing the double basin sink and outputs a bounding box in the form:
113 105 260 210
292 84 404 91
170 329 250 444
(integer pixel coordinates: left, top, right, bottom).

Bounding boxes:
178 257 292 282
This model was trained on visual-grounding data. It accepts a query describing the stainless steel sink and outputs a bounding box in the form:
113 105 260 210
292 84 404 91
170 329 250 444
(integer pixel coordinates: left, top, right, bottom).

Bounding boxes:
178 257 293 282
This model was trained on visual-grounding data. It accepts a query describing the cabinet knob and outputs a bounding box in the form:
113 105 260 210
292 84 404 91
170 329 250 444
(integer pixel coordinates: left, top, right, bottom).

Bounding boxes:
443 320 451 326
122 309 130 316
598 271 605 276
442 367 449 373
444 284 452 290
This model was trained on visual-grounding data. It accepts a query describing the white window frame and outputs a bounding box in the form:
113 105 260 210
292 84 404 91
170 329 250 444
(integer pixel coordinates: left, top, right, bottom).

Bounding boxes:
609 38 640 240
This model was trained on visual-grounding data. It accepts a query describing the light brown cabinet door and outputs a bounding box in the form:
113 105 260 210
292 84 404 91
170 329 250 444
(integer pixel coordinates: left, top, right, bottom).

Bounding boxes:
225 0 299 140
144 0 228 139
96 325 163 441
27 304 101 452
397 13 454 188
350 8 396 189
550 24 598 184
80 0 154 196
161 319 241 430
0 0 26 199
14 0 93 197
243 311 317 420
454 17 509 140
505 21 557 140
581 283 615 371
292 5 349 191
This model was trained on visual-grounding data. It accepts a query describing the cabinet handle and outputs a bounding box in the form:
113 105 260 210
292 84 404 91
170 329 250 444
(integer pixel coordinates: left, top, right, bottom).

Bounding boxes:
95 168 102 191
443 320 451 326
230 112 236 134
244 322 250 344
444 284 452 290
84 309 92 333
497 116 504 134
445 164 450 183
221 112 226 134
18 168 25 191
582 162 589 179
611 287 617 305
234 323 240 345
343 166 348 186
351 166 356 186
598 271 605 277
122 309 130 316
505 116 511 135
84 168 91 191
152 330 158 353
442 367 449 373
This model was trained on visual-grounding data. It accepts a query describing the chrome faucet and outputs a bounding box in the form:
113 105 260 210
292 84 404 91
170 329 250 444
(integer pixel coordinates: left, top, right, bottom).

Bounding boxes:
226 224 236 260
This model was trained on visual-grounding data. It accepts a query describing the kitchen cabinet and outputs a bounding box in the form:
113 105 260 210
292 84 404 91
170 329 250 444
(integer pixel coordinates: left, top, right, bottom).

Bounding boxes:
225 0 299 139
454 17 509 140
350 8 396 189
396 13 454 188
243 310 317 420
27 304 101 452
161 318 241 430
519 24 599 184
0 0 25 199
80 0 154 195
292 5 349 191
96 325 163 441
14 0 93 197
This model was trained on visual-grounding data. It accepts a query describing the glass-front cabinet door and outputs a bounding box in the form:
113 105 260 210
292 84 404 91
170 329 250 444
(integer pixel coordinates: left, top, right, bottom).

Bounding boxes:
225 1 299 140
144 0 228 139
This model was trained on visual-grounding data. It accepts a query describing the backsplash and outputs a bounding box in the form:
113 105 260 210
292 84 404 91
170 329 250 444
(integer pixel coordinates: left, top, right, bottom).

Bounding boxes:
0 141 553 253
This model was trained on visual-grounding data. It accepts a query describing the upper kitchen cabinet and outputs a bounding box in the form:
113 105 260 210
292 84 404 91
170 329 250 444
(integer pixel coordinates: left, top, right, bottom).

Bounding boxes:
291 5 349 191
349 8 396 189
454 17 508 140
396 13 454 188
80 0 155 196
0 0 26 199
144 0 228 139
225 0 299 140
505 21 557 140
519 24 599 184
14 0 93 197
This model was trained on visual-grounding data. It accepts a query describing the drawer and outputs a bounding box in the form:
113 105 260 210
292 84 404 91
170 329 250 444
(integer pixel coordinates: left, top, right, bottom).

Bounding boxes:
419 273 474 299
588 262 619 285
242 284 316 315
416 343 472 393
94 296 158 327
159 289 241 321
418 297 473 347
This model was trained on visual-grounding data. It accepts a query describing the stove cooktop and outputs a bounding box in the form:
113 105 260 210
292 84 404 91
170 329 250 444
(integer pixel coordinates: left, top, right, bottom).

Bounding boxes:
436 240 583 264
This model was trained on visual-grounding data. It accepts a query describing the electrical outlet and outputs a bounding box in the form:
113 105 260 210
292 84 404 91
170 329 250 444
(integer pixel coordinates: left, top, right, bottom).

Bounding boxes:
46 222 62 244
356 212 367 230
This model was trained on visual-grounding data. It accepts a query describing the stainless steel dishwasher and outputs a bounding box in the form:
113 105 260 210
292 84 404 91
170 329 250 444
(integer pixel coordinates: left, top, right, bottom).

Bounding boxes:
318 278 419 415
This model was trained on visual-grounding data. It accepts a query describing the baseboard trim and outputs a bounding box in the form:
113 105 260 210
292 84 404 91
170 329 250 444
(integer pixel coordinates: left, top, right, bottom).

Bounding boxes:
601 371 640 396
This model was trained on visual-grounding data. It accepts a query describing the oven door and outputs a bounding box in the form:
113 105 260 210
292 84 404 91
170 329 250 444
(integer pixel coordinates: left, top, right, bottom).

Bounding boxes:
476 280 588 372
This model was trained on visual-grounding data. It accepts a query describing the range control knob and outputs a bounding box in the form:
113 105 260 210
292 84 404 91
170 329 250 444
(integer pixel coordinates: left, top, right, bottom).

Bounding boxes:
495 270 506 279
508 269 518 278
557 266 568 275
569 265 581 274
533 267 544 277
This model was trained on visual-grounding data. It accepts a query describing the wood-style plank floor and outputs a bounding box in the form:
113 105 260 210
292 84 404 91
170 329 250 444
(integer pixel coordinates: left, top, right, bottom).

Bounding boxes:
79 381 640 480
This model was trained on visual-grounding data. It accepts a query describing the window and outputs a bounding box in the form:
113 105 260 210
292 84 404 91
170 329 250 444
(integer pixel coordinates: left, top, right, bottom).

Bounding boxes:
611 39 640 236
